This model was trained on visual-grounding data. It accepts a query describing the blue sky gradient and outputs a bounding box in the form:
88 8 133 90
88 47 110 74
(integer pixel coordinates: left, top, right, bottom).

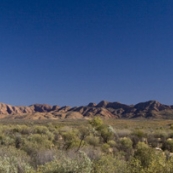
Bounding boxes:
0 0 173 106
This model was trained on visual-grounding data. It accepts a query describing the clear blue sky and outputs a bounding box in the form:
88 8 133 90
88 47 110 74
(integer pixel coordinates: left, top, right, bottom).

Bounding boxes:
0 0 173 106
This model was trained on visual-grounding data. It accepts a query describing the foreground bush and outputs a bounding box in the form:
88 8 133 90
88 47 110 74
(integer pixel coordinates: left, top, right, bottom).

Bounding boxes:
0 156 34 173
37 151 92 173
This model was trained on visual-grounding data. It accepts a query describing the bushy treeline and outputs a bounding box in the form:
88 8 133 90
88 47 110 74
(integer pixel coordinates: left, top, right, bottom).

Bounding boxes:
1 118 173 172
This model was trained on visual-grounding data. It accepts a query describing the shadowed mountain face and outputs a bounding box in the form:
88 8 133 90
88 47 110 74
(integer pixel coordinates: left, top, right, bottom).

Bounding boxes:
0 100 173 120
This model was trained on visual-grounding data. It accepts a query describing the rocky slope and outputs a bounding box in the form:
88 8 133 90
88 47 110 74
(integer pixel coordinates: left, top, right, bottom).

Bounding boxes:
0 100 173 120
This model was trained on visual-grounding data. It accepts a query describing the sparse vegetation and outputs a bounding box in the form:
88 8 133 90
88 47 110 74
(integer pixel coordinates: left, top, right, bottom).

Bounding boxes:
0 118 173 172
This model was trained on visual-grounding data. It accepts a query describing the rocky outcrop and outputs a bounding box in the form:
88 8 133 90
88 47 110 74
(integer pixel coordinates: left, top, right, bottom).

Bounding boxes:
29 104 53 112
65 112 83 119
0 100 173 119
134 100 170 111
0 103 33 115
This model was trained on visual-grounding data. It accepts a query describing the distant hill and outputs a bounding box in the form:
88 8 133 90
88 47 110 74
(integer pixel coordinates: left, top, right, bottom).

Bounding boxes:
0 100 173 120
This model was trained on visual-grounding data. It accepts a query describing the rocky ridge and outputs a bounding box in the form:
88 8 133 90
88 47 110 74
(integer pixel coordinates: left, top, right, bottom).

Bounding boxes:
0 100 173 120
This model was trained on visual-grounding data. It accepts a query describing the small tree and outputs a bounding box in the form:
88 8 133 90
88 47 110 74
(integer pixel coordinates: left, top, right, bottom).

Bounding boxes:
76 126 90 152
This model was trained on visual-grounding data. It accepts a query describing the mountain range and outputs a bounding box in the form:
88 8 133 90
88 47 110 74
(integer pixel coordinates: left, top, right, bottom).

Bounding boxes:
0 100 173 120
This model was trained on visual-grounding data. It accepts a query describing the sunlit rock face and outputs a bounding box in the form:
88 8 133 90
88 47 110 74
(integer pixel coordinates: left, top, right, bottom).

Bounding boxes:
0 100 173 120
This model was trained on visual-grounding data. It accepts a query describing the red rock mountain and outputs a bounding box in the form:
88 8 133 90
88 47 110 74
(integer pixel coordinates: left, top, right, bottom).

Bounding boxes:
0 100 173 120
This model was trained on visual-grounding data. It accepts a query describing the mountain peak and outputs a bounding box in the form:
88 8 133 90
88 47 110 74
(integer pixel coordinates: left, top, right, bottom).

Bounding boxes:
97 100 109 107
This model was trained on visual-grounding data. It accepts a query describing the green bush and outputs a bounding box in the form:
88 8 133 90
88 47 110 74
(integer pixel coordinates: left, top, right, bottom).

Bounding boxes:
134 142 157 168
0 156 34 173
89 117 103 130
0 146 34 173
61 130 80 150
92 154 127 173
37 151 92 173
86 135 100 148
33 126 49 135
119 137 133 159
162 139 173 152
